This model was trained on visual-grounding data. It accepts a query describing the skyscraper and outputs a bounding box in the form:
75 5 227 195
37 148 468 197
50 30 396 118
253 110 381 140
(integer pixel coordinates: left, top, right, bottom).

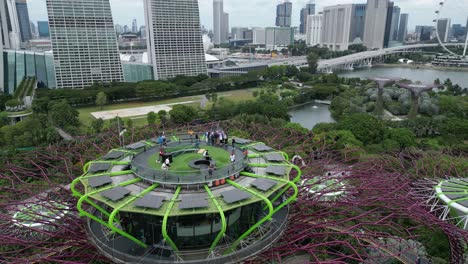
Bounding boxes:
231 27 248 40
276 1 292 27
350 4 366 43
115 24 122 34
300 3 315 34
1 0 21 49
363 0 392 50
0 22 3 92
321 4 365 51
437 18 451 42
213 0 229 44
397 13 408 42
306 14 322 46
37 21 49 37
144 0 207 79
46 0 123 89
132 19 138 33
15 0 32 42
389 5 400 41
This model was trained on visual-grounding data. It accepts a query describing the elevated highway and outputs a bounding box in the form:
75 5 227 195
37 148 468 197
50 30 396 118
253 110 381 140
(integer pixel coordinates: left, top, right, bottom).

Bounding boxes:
266 43 464 73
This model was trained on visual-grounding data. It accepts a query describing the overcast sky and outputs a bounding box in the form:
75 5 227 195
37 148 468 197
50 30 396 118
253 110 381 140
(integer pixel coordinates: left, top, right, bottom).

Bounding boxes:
27 0 468 32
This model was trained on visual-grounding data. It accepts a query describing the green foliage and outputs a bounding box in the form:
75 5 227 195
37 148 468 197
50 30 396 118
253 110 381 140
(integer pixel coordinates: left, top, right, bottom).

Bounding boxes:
338 114 385 145
438 95 467 119
0 93 13 111
316 130 363 150
0 114 60 148
312 122 338 134
284 122 308 134
307 52 319 73
95 92 108 110
91 118 104 133
419 229 450 261
32 97 50 114
48 100 80 129
126 119 134 129
382 139 400 151
5 99 23 108
439 118 468 140
384 128 416 149
147 111 157 125
347 44 367 52
169 105 198 124
0 112 9 127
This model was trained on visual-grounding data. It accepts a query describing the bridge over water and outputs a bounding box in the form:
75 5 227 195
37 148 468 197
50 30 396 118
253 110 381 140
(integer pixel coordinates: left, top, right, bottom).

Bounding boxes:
267 43 464 73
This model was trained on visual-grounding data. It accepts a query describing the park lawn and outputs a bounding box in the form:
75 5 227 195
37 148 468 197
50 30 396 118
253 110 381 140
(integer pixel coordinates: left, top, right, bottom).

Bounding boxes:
147 146 231 172
78 88 258 127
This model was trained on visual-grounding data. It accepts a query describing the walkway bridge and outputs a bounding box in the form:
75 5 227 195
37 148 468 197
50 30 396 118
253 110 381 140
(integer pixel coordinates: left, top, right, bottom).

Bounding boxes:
268 43 463 73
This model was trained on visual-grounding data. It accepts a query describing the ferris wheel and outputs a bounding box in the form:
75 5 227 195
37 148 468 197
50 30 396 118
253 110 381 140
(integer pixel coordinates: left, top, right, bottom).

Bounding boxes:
434 0 468 57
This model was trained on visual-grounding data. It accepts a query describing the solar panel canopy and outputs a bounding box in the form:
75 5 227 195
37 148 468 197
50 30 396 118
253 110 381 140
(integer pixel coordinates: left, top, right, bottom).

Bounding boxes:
221 189 251 204
266 166 286 176
134 195 165 209
126 142 146 150
251 178 277 191
265 153 285 162
101 187 131 202
88 176 112 188
89 163 112 173
179 195 209 209
102 151 125 160
252 144 273 152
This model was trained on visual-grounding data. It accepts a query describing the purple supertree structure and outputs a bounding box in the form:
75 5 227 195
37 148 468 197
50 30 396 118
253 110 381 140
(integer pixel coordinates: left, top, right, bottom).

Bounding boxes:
0 121 466 263
369 77 397 117
396 82 437 120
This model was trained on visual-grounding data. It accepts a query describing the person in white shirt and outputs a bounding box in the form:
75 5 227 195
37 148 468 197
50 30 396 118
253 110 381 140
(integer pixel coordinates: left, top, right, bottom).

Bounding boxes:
230 151 236 163
165 158 171 168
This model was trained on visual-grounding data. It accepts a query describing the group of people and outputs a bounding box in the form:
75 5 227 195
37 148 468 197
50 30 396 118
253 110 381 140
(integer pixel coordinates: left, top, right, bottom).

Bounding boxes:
158 148 171 171
205 130 229 146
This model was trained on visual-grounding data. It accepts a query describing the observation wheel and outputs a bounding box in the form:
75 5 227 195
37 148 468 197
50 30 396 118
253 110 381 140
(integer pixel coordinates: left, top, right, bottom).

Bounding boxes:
434 0 468 57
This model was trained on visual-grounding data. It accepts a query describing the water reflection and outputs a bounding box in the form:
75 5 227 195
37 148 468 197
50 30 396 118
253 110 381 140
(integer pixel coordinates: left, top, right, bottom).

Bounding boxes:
289 103 335 130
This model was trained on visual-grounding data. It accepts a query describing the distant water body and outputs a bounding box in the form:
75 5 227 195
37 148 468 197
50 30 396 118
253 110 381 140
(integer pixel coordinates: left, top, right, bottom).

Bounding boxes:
338 66 468 87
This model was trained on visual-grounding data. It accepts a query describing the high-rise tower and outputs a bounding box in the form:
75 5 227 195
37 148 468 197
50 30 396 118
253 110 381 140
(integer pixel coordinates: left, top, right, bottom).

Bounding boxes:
363 0 392 49
389 5 400 41
15 0 32 42
397 13 409 42
300 2 315 34
276 1 292 27
213 0 229 44
144 0 207 79
46 0 123 89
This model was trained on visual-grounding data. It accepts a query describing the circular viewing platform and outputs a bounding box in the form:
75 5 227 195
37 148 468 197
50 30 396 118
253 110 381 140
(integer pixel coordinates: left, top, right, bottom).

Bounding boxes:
131 141 247 185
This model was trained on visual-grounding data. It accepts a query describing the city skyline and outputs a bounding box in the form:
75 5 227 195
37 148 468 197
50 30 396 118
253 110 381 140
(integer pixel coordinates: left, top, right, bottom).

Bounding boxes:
25 0 468 32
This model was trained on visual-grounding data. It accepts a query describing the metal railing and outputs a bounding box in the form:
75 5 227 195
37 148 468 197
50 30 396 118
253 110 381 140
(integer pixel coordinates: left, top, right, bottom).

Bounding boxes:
131 143 247 185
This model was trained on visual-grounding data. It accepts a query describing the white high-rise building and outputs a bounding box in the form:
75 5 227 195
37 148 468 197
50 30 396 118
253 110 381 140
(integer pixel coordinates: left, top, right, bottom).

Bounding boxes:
144 0 207 79
363 0 391 50
132 19 138 33
253 27 266 45
213 0 229 44
1 0 21 49
46 0 123 89
321 4 354 51
306 14 322 47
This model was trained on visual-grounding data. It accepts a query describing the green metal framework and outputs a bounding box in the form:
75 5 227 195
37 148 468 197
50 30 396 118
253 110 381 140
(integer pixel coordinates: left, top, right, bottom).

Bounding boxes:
70 140 302 255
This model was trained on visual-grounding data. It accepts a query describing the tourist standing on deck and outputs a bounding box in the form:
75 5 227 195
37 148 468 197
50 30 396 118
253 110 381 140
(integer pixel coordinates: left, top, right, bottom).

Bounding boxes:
230 151 236 163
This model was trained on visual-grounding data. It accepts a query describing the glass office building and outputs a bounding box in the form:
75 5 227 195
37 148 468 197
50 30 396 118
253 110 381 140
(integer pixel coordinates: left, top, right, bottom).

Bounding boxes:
3 50 153 94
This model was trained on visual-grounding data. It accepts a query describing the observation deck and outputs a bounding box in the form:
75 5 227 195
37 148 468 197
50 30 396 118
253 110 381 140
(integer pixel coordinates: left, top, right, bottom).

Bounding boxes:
71 133 302 263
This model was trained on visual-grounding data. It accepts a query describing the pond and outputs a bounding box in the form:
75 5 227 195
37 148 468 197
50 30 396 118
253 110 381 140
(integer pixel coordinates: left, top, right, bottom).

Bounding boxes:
289 102 335 130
